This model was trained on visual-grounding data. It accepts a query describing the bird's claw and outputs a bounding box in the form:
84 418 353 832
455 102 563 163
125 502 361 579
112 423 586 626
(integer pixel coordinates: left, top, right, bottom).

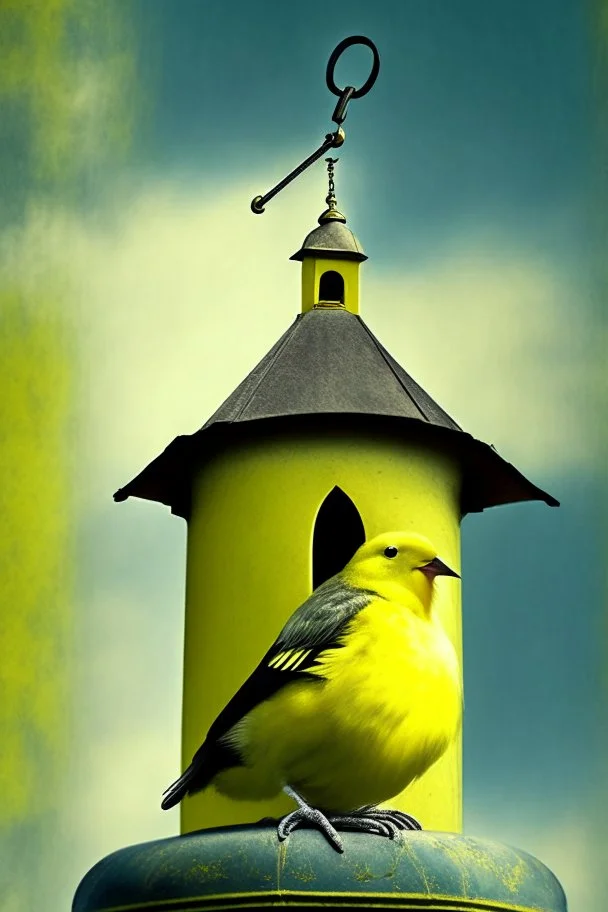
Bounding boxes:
277 806 344 852
356 806 422 831
323 806 421 840
327 813 400 838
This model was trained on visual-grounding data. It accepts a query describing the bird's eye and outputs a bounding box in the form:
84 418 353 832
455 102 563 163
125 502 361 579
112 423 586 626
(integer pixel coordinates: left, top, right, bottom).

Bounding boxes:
384 546 398 559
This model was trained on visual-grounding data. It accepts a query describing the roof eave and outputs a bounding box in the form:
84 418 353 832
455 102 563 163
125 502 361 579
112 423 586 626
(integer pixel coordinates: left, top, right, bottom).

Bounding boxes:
113 415 559 520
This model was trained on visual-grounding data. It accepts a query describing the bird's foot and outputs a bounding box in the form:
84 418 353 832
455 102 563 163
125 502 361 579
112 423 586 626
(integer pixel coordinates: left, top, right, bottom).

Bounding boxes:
278 787 423 853
279 786 344 852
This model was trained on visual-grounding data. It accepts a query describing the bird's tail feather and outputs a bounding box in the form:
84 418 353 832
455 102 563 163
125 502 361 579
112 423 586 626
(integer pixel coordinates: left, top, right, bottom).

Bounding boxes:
161 741 232 811
161 763 197 810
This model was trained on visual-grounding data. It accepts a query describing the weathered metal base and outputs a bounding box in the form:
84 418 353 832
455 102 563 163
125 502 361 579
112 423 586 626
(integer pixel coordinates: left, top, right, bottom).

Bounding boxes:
72 825 567 911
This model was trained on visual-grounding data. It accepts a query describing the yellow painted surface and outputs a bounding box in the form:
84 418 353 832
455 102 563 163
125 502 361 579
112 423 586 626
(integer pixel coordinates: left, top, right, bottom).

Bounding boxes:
182 429 462 835
301 257 361 314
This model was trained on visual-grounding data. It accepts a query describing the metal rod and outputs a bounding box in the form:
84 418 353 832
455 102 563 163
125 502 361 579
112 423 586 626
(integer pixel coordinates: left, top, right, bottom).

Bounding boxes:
251 129 344 215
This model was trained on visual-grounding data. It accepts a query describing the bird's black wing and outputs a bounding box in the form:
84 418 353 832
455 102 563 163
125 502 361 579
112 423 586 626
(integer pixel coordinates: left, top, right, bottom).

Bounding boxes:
161 577 373 807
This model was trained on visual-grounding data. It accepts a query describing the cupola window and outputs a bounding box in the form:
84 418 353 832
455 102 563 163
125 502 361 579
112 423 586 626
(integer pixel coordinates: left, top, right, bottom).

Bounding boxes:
312 486 366 589
317 270 344 307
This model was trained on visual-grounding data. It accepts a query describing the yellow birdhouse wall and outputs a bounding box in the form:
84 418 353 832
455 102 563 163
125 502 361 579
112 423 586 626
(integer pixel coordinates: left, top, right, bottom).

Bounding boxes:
181 427 462 836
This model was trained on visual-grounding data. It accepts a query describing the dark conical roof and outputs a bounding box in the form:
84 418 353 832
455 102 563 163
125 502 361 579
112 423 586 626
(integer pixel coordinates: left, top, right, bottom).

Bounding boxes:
201 310 459 427
114 308 558 518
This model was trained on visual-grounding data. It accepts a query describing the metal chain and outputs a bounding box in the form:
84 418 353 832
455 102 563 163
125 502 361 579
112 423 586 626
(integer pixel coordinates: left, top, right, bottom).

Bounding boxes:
325 157 339 211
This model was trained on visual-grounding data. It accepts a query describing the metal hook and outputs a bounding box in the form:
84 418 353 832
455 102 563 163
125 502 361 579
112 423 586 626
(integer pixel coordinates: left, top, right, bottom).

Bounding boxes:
326 35 380 125
251 36 380 214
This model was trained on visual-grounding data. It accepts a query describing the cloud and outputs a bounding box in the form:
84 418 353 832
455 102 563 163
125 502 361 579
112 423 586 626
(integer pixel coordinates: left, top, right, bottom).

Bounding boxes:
2 170 599 509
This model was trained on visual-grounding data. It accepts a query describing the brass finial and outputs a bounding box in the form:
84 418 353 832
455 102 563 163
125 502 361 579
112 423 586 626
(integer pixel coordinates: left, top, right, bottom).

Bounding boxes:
318 157 347 224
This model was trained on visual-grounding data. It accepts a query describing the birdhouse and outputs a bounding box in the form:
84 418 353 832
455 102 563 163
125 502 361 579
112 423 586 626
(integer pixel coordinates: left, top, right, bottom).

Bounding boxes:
73 37 566 912
113 184 557 845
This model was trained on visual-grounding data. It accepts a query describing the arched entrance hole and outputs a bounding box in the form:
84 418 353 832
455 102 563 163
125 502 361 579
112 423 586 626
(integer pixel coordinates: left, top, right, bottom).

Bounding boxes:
312 486 366 589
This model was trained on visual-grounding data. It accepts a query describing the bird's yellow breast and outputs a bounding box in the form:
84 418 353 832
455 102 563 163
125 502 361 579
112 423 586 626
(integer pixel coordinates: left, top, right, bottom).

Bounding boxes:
318 598 461 722
215 596 462 812
301 599 461 805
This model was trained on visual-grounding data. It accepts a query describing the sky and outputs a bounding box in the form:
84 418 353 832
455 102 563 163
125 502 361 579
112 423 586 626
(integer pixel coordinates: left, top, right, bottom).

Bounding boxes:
0 2 605 911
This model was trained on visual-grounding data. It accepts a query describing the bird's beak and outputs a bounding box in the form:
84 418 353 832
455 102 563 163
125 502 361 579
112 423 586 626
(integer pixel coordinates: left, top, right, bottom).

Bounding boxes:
420 557 460 580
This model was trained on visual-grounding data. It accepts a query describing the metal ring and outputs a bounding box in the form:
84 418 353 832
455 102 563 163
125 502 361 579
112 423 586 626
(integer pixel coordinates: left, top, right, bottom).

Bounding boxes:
326 35 380 100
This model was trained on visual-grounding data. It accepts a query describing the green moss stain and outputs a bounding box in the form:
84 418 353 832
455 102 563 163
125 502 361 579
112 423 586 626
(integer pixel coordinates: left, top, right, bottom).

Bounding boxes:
188 861 228 883
289 862 317 884
501 858 528 895
353 864 376 883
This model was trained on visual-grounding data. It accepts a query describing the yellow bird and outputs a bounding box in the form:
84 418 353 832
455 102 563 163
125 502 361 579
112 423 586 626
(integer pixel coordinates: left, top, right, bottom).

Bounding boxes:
162 531 462 852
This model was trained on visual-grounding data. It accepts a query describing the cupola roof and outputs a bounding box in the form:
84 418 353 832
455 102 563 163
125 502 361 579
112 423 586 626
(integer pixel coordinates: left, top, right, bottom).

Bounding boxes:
290 219 367 262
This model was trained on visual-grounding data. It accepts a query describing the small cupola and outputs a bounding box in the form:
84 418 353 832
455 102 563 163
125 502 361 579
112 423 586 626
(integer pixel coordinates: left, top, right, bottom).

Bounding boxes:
290 158 366 314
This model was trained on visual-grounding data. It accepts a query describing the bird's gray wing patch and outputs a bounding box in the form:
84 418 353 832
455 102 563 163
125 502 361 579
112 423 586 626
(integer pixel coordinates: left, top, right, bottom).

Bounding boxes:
276 576 374 651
